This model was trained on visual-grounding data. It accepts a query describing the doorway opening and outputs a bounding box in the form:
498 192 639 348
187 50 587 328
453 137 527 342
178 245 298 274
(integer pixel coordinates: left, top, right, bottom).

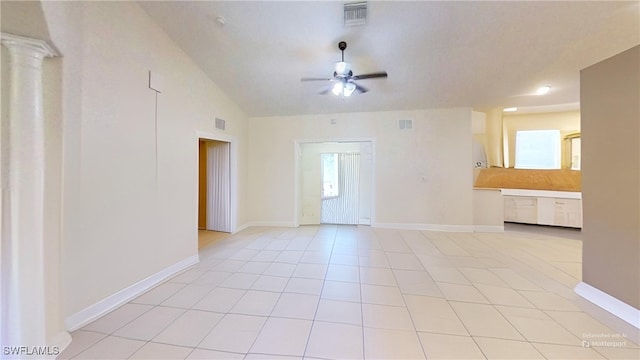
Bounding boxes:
198 137 233 249
297 141 374 226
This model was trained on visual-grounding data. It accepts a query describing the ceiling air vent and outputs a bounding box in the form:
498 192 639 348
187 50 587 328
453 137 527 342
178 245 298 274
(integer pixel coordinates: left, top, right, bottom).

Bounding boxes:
344 2 367 27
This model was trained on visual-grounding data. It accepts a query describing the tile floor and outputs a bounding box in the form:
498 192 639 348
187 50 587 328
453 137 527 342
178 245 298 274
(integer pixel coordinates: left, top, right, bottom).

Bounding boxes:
59 225 639 359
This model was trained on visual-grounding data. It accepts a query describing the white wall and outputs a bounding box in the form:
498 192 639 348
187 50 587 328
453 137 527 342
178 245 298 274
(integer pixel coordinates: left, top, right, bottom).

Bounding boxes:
248 108 474 229
40 1 249 324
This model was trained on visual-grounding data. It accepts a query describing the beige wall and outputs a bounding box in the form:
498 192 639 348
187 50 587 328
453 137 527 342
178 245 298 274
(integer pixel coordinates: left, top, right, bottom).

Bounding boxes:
248 109 474 228
581 45 639 309
39 1 249 322
503 111 580 168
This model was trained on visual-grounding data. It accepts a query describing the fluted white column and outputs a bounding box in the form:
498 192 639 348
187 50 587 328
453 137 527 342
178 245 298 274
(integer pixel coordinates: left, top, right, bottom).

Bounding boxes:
1 33 57 351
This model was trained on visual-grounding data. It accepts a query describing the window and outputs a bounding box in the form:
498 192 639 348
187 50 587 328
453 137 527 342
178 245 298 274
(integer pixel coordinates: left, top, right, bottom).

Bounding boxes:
321 153 339 198
515 130 561 169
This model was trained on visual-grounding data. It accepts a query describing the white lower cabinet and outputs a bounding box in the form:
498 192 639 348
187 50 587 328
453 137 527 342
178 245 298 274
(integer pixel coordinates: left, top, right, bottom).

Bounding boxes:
503 192 582 228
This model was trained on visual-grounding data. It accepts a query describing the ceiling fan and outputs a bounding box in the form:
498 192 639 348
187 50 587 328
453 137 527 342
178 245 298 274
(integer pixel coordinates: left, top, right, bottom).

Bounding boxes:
301 41 388 97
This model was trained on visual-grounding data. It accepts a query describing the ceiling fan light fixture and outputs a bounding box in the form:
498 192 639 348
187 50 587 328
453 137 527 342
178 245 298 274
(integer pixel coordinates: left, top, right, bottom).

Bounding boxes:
335 61 351 75
343 82 356 97
332 83 343 96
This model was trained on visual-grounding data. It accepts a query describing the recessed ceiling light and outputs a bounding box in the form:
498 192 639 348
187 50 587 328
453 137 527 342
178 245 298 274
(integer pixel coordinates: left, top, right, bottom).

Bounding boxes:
503 107 518 112
536 85 551 95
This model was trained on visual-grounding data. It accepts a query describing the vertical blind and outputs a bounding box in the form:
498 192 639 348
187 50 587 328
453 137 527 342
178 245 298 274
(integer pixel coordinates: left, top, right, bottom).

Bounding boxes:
206 141 231 232
321 153 360 225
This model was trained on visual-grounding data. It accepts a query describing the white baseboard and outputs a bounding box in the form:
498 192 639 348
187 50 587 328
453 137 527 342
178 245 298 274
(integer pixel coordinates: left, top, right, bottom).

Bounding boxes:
233 223 251 233
575 282 640 329
373 223 475 232
243 221 298 228
65 255 199 331
473 225 504 232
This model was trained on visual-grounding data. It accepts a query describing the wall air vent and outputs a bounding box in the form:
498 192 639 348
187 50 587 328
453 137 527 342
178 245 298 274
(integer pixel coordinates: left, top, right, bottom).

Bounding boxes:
344 2 367 27
215 117 226 131
399 119 413 130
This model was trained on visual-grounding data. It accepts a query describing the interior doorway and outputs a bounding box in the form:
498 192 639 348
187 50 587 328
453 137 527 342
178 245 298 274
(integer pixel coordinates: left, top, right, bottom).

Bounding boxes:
198 138 232 249
298 141 373 226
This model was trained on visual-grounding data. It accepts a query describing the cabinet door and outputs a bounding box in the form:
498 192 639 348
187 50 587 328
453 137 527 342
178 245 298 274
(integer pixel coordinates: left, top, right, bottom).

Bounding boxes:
504 196 537 224
554 198 582 228
537 197 555 226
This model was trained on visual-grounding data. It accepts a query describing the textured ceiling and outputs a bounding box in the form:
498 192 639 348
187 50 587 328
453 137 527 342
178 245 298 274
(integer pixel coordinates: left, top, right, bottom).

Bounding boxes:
138 1 640 117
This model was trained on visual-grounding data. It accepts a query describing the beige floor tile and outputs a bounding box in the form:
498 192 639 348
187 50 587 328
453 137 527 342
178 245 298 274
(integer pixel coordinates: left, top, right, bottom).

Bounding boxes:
519 290 581 311
153 309 223 347
245 354 302 360
187 349 245 359
475 283 535 308
361 284 404 306
56 330 107 359
496 305 581 345
359 251 391 268
82 303 153 334
364 328 425 360
252 250 281 262
237 261 270 274
192 271 232 286
322 280 361 302
450 302 524 341
192 287 245 313
213 259 248 272
330 253 359 266
437 282 489 304
230 290 281 316
162 284 215 308
593 346 640 359
250 317 312 356
299 251 331 264
360 267 397 286
386 252 425 270
326 264 360 283
424 265 470 285
292 263 327 279
305 321 364 359
250 274 289 292
113 306 185 341
73 335 145 359
263 263 297 277
131 282 186 305
285 277 324 295
362 303 414 331
474 336 545 359
169 268 207 284
489 268 542 291
271 293 320 320
315 299 362 326
129 342 193 359
418 332 485 359
403 295 468 336
545 310 628 344
393 269 443 297
275 250 304 264
532 343 606 359
198 314 267 353
218 273 260 289
333 245 359 256
459 268 509 287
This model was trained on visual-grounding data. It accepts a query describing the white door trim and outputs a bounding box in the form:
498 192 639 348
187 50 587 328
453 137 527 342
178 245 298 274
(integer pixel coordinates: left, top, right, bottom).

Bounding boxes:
196 131 237 233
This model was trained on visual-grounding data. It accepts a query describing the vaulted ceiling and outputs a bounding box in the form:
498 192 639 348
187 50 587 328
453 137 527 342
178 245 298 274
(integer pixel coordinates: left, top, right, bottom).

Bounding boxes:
138 1 640 117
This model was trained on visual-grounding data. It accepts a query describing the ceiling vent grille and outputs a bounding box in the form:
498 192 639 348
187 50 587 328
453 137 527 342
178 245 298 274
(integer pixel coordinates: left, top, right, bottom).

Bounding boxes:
344 2 367 27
